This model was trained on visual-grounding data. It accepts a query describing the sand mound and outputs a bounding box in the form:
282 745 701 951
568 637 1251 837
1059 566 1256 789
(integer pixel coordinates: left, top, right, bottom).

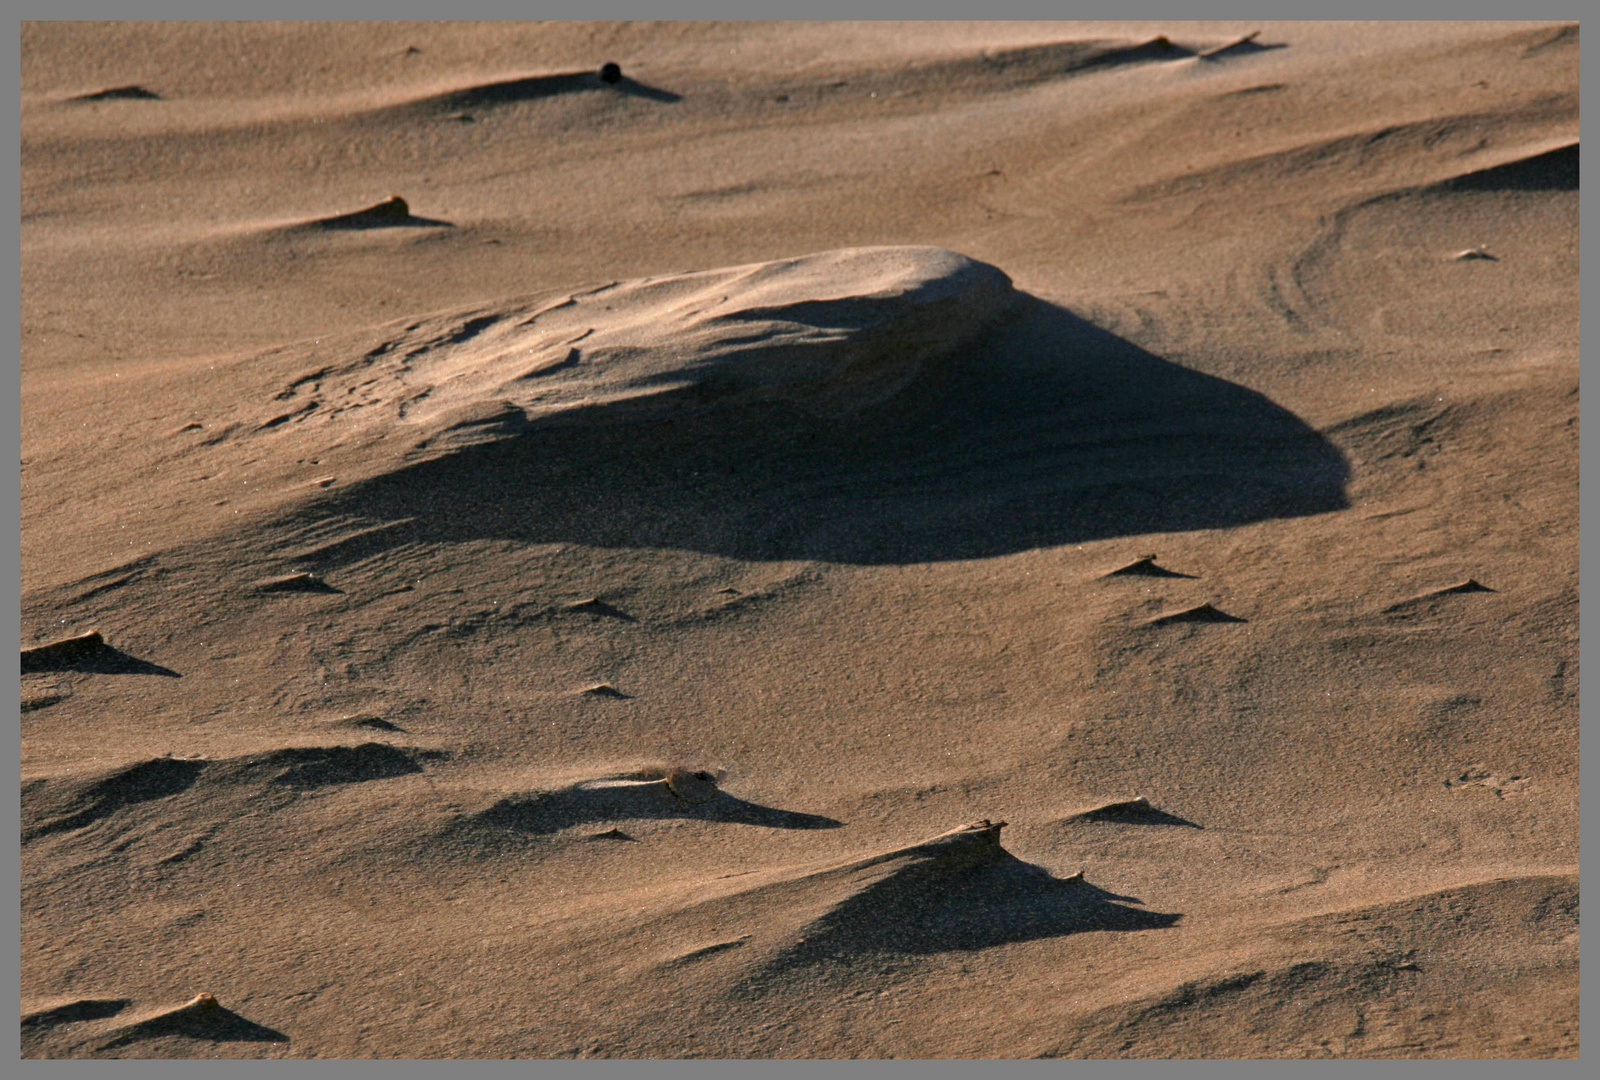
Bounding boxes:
219 246 1017 457
1101 556 1195 579
631 821 1177 986
291 194 454 231
444 769 839 849
23 744 444 841
69 85 160 101
1146 602 1246 626
1056 796 1201 828
96 994 289 1051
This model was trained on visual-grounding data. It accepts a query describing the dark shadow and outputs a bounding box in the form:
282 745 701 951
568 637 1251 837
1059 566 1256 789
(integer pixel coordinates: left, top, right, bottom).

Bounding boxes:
1103 557 1197 579
561 598 636 621
1382 579 1497 616
100 1004 289 1048
1063 802 1203 828
578 683 631 699
303 196 453 231
286 296 1348 567
22 999 132 1030
23 757 206 840
1441 143 1577 192
20 642 180 677
790 856 1179 958
430 70 681 110
1148 603 1247 625
70 85 161 101
23 745 440 840
209 743 441 789
465 784 842 838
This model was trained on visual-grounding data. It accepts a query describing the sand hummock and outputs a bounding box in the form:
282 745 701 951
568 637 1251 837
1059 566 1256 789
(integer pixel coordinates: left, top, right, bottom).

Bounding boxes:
21 20 1577 1060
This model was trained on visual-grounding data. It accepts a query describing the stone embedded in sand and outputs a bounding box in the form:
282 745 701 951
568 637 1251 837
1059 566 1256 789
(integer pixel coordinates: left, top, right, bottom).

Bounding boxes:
1453 246 1498 261
578 683 629 698
663 768 721 806
239 246 1019 453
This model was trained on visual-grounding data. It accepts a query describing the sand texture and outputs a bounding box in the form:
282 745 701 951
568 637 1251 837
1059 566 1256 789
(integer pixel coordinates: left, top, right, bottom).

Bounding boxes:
20 21 1577 1059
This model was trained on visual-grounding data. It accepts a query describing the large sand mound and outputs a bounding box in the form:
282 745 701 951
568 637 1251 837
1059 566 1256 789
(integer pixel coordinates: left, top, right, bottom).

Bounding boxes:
228 246 1018 455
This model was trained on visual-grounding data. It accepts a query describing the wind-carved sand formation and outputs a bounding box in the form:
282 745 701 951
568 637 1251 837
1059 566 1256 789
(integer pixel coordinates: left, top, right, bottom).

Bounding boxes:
21 21 1577 1061
226 245 1019 457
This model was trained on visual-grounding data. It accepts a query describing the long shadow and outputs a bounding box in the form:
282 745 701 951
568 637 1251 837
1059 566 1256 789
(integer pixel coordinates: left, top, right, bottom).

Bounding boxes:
468 784 842 837
432 70 681 110
20 642 179 677
23 757 206 840
21 999 132 1030
23 745 441 841
1066 804 1203 828
99 1004 289 1048
289 295 1348 567
1441 142 1578 192
789 857 1179 959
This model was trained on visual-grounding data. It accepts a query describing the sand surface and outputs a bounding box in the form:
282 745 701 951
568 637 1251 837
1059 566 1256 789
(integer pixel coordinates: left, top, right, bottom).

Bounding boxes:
19 21 1578 1059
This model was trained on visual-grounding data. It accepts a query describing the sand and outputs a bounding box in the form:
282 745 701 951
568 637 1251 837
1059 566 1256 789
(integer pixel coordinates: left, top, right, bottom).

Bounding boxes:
19 21 1577 1059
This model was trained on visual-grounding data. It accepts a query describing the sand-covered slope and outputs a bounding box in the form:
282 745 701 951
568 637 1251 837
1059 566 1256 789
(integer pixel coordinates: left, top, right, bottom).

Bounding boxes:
20 21 1577 1059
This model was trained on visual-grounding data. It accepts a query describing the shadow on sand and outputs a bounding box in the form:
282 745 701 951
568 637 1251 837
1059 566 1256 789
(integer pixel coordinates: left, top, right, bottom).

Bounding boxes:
286 295 1349 566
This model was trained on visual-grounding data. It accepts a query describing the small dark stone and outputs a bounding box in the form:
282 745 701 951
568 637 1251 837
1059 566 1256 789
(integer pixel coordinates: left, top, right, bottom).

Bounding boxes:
599 62 622 84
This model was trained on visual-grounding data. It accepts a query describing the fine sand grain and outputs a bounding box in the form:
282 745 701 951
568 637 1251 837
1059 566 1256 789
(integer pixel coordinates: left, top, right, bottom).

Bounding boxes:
21 21 1577 1059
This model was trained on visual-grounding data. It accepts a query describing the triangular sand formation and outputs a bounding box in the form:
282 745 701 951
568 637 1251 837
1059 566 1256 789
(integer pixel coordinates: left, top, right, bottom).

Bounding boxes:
1146 602 1246 625
1382 578 1496 613
296 195 452 231
1101 556 1197 579
638 820 1177 979
69 85 160 101
95 993 288 1049
1057 796 1202 828
21 629 104 671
